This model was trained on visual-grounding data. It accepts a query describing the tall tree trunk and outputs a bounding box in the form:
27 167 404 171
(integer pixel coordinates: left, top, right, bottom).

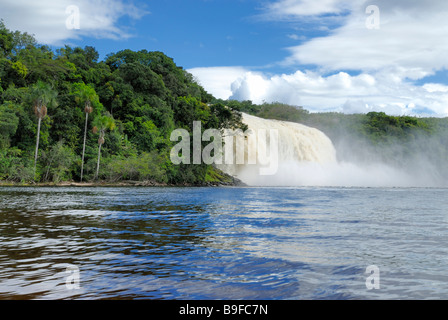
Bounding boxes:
80 112 89 182
95 142 102 181
34 117 42 178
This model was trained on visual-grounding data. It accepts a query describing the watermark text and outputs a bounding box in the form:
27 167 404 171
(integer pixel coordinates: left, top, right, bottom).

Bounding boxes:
170 122 279 176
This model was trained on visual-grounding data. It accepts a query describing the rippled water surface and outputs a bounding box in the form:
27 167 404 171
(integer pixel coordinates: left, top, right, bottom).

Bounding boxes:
0 186 447 300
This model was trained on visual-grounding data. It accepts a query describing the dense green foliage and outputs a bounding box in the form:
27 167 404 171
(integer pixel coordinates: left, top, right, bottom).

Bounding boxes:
0 22 244 184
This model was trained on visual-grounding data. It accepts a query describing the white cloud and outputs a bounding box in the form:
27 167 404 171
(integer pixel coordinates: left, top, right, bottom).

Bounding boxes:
423 83 448 93
287 34 300 40
188 66 249 100
0 0 148 45
262 0 358 19
192 66 448 116
284 0 448 79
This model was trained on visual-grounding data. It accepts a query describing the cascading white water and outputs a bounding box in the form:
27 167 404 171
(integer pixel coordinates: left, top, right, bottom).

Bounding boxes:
240 113 337 162
219 113 434 187
218 113 338 186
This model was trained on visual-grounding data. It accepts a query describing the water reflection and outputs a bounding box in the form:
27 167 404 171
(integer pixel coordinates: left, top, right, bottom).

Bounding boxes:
1 187 448 299
0 187 218 299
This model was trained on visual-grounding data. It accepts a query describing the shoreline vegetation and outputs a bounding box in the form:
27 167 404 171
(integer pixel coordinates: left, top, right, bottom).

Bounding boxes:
0 167 246 187
2 21 448 187
0 178 246 188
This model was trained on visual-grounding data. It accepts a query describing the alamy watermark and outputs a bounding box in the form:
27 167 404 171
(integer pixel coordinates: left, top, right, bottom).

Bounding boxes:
366 5 380 30
66 5 80 30
170 122 279 176
365 265 380 290
65 264 80 290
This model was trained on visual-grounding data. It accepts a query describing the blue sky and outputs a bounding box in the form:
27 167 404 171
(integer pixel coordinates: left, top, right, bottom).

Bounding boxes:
2 0 448 116
67 0 314 72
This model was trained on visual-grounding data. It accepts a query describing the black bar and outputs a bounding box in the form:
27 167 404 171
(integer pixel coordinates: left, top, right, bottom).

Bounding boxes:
1 299 437 319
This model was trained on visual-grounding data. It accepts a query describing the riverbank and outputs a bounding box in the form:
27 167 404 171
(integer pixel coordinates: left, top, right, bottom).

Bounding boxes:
0 176 246 188
0 180 169 187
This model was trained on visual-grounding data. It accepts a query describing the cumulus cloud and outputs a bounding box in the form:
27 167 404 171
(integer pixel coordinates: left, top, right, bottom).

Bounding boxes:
0 0 148 45
229 70 448 115
191 66 448 116
188 67 249 100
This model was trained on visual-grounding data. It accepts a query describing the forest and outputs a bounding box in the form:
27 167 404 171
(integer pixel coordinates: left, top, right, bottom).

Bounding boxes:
0 21 245 185
1 21 448 185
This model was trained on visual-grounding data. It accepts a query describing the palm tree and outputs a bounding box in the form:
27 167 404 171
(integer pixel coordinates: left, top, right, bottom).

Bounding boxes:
81 100 93 182
74 84 97 182
92 113 115 180
30 81 58 178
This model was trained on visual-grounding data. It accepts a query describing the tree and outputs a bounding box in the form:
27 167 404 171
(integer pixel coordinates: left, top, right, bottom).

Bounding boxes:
73 82 99 181
0 20 13 58
30 81 58 177
11 29 37 56
0 102 20 148
92 112 115 180
41 140 78 183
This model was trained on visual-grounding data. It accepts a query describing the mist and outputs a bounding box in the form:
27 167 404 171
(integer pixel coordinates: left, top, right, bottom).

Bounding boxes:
236 159 444 188
220 113 448 188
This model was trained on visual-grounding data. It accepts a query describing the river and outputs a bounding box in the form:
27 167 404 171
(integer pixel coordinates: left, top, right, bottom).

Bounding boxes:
0 186 447 299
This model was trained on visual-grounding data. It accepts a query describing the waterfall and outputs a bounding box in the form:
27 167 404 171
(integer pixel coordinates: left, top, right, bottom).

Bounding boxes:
218 113 433 187
217 113 338 186
241 113 337 163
